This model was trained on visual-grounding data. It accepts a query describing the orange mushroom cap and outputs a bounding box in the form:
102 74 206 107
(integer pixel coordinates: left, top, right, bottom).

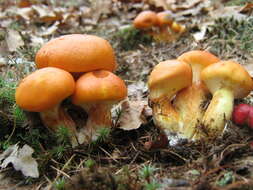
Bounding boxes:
157 11 173 27
72 70 127 105
15 67 75 112
148 60 192 101
35 34 117 73
133 11 158 29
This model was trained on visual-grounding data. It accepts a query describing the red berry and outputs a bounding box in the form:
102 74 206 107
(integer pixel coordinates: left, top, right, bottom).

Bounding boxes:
232 104 251 126
247 107 253 129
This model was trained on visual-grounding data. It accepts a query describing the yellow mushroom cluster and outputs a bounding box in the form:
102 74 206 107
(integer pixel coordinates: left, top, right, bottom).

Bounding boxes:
148 50 253 142
15 34 127 146
133 10 186 41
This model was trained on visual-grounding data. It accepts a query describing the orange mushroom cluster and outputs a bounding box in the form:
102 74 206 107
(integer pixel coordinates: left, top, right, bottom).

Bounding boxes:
148 50 253 142
133 10 186 41
15 34 127 146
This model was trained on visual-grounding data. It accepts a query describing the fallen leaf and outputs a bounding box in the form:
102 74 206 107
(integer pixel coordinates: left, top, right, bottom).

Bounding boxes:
127 81 148 99
5 29 24 52
32 5 62 22
210 6 246 20
0 144 39 178
118 99 151 130
18 0 32 8
90 0 112 22
193 21 214 41
39 21 60 36
147 0 172 10
240 3 253 13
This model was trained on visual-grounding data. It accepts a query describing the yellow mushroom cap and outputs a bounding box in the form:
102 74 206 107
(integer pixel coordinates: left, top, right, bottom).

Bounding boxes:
133 11 158 29
35 34 117 73
178 50 220 83
178 50 220 68
201 60 253 98
15 67 75 112
72 70 127 105
148 60 192 101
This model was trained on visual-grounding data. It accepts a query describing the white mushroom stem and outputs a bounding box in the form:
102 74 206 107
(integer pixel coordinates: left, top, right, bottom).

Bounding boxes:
201 88 234 138
39 103 78 146
77 102 113 144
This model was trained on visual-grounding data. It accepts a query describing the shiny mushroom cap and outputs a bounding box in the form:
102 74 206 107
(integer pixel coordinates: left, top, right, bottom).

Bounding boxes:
201 60 253 98
72 70 127 105
178 50 220 83
148 60 192 101
35 34 117 73
133 11 158 29
15 67 75 112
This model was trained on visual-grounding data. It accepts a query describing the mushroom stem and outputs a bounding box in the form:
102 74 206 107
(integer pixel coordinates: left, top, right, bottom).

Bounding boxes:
201 88 234 138
40 104 78 146
174 83 209 139
77 102 112 144
152 98 183 136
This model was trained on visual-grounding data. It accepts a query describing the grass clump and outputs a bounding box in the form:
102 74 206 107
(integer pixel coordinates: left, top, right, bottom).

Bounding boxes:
139 164 161 190
206 17 253 56
115 26 153 51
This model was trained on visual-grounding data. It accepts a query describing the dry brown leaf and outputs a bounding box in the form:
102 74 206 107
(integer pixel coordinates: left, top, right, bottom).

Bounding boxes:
18 0 32 8
210 6 246 20
240 3 253 13
0 144 39 178
118 99 151 130
32 5 62 22
6 29 24 52
39 21 59 36
90 0 112 22
147 0 173 10
171 0 203 11
16 7 34 20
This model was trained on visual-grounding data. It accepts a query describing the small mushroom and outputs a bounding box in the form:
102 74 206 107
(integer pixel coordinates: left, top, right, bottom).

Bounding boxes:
170 22 186 34
15 67 78 145
174 50 220 139
133 11 158 30
156 11 174 28
201 61 253 138
35 34 117 73
71 70 127 144
148 60 192 139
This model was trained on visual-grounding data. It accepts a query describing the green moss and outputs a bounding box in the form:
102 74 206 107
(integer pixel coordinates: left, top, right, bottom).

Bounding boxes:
115 26 153 51
206 17 253 55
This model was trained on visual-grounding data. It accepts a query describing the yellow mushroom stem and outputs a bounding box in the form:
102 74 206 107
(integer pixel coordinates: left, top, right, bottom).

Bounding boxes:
201 88 234 138
77 102 113 144
39 103 78 146
152 98 182 135
174 83 209 140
